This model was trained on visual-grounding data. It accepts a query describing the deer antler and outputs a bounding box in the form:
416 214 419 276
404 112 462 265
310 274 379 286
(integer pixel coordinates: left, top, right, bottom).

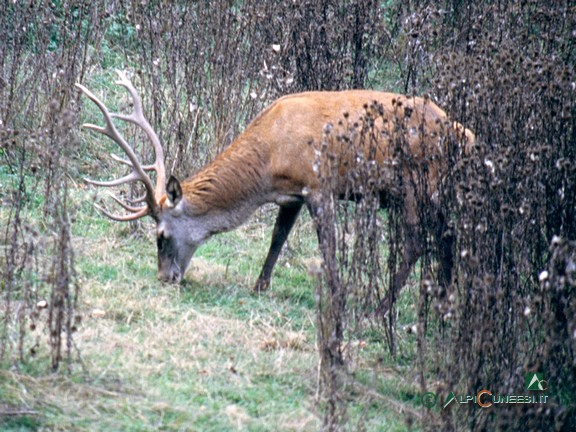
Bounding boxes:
76 70 166 221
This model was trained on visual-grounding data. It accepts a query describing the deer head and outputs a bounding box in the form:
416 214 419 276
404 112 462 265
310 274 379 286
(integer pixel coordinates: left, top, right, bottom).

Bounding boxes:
76 71 200 283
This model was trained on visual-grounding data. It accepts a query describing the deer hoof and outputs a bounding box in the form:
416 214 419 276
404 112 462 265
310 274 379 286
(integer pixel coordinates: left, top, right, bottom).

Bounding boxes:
253 279 270 293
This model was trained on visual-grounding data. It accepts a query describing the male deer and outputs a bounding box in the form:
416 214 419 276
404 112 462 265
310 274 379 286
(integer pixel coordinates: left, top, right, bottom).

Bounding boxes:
77 71 473 302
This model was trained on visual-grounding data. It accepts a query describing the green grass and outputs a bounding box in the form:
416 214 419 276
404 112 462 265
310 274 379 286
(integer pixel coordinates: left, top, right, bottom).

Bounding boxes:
0 171 425 431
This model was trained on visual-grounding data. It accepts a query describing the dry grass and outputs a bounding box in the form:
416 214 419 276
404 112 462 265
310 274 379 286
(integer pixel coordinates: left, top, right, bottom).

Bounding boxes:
1 186 324 431
0 183 418 431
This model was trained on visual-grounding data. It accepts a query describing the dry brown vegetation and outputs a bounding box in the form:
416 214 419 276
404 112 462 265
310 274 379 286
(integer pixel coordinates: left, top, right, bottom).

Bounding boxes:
312 2 576 431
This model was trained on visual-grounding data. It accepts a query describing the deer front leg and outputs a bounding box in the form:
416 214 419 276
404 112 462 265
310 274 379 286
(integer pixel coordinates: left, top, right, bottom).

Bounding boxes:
253 203 303 292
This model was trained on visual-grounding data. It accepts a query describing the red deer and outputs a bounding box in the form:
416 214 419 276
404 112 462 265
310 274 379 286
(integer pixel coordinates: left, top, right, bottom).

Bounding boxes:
76 71 473 302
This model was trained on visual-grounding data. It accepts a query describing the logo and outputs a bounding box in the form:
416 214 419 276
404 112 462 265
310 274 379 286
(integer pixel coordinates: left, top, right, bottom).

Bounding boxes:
419 373 549 411
443 391 457 409
526 372 547 391
420 392 437 408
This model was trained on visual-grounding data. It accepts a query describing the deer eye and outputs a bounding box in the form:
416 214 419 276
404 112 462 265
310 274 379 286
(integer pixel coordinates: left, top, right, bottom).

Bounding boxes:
157 233 169 252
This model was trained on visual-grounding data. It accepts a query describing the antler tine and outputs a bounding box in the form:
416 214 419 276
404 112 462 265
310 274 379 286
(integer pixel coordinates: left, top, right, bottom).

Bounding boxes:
106 191 148 213
125 194 148 205
113 70 166 202
94 202 149 222
83 171 142 188
76 72 165 222
111 153 157 172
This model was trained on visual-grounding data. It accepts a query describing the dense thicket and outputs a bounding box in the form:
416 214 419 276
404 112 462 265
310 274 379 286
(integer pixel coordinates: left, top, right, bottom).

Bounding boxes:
313 1 576 431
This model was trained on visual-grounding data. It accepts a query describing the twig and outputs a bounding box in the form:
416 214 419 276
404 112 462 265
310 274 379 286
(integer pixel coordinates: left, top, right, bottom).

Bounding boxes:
0 409 40 416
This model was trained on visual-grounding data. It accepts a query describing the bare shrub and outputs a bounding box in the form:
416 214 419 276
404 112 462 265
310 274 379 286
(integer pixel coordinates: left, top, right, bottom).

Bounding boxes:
312 1 575 430
1 1 105 371
312 118 388 430
311 99 458 429
422 2 575 430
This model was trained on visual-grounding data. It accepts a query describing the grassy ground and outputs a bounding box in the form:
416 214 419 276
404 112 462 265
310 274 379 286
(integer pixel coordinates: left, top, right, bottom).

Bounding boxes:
0 173 423 431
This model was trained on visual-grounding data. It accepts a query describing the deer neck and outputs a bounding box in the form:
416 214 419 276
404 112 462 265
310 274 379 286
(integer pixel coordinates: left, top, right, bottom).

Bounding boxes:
181 139 270 233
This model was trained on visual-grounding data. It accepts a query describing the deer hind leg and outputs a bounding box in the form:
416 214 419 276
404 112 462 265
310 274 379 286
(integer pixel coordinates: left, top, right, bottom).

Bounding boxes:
376 223 422 315
377 203 453 317
377 185 423 316
253 203 303 292
436 210 454 291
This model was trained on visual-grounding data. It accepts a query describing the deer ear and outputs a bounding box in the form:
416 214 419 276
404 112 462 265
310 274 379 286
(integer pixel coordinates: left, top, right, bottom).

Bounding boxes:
166 175 183 208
